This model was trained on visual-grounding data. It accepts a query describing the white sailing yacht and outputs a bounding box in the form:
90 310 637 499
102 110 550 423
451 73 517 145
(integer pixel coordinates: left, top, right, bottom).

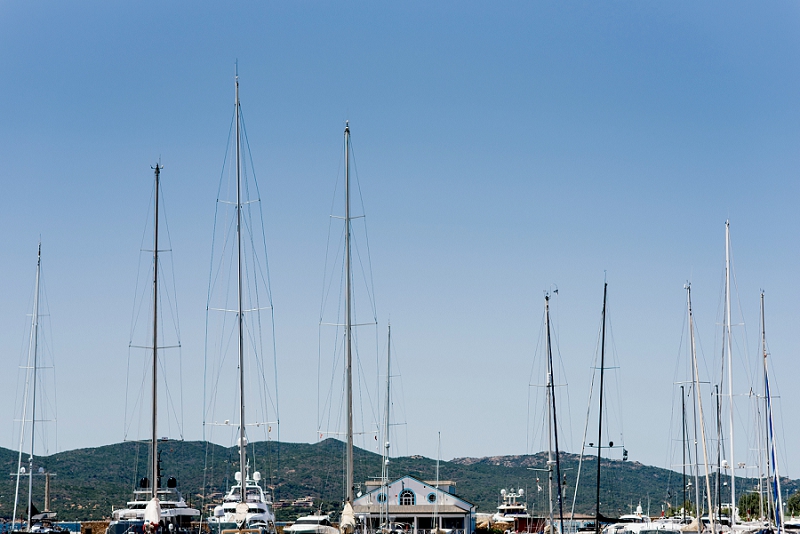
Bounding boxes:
568 283 612 534
685 284 716 534
516 293 565 534
11 243 56 534
757 292 784 534
106 164 200 534
204 69 277 534
379 324 392 534
339 121 358 534
300 121 362 534
543 293 566 534
723 221 739 529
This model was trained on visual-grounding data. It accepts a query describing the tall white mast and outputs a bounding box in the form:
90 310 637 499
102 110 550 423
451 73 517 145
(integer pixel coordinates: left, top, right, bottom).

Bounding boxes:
681 385 687 522
152 164 162 500
235 66 248 496
381 323 391 528
434 432 441 531
691 336 700 514
337 122 357 534
687 284 715 534
344 121 354 504
725 221 736 526
18 244 42 531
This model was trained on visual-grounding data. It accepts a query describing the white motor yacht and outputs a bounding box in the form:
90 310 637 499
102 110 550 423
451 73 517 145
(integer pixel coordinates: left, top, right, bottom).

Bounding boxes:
602 505 653 534
107 474 200 534
283 515 338 534
207 470 276 534
488 488 542 533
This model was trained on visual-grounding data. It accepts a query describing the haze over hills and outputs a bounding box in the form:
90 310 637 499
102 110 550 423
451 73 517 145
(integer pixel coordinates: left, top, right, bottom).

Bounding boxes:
0 440 795 522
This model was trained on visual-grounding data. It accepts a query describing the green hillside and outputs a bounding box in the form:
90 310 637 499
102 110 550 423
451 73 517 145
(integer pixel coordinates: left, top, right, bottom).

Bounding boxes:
0 440 795 522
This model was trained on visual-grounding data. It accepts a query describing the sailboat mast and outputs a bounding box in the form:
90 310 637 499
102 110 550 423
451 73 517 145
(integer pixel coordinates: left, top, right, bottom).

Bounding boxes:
687 285 715 534
691 358 700 517
344 121 354 504
545 296 555 534
761 294 774 525
152 164 161 500
715 385 721 521
545 294 565 534
236 68 247 496
725 221 736 526
759 396 767 521
681 385 686 522
381 323 391 527
434 432 441 531
26 244 42 531
761 293 784 533
12 245 41 530
594 282 607 534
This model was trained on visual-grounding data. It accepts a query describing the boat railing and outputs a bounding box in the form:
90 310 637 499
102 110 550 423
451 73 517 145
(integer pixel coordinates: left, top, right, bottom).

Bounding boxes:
131 489 181 501
416 529 465 534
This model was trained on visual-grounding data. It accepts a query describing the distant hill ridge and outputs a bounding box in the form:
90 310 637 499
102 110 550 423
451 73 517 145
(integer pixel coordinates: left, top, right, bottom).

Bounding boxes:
453 452 589 467
0 440 794 522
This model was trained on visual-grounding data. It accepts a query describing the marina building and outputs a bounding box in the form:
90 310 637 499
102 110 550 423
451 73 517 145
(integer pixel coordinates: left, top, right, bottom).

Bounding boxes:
353 476 475 534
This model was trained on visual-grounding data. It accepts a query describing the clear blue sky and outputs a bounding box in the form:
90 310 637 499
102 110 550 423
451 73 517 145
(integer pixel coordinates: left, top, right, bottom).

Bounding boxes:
1 1 799 483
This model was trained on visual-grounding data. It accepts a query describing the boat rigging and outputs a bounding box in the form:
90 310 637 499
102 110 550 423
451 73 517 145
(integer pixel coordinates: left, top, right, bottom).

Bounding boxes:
203 66 279 534
108 164 200 534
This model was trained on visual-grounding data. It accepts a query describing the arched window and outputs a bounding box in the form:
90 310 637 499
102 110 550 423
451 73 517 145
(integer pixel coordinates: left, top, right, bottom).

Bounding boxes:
399 489 415 506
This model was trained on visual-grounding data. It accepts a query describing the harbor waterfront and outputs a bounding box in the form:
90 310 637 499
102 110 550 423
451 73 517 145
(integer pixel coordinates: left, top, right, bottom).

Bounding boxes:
2 4 800 534
1 441 799 525
1 128 789 534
